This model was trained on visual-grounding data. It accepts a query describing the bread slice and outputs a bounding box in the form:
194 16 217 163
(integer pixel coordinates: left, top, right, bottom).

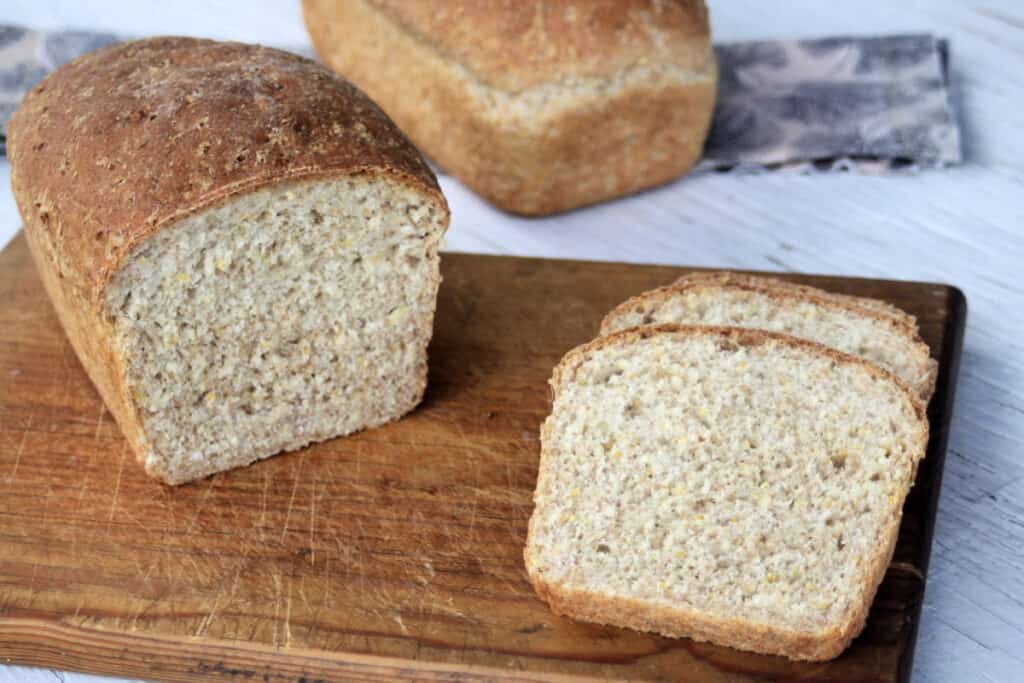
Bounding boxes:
524 325 929 661
303 0 717 216
601 277 936 401
9 38 450 484
672 271 917 329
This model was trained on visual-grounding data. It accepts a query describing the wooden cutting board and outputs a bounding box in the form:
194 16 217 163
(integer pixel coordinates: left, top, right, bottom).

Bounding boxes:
0 232 964 682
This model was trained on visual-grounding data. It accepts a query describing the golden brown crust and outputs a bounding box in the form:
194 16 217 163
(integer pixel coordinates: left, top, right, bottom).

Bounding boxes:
8 37 443 307
9 37 448 479
303 0 716 216
600 279 936 401
527 324 929 660
364 0 713 93
22 225 149 466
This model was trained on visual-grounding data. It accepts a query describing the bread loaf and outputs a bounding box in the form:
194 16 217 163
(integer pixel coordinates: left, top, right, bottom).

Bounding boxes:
8 37 450 484
302 0 717 216
601 275 936 401
525 325 928 660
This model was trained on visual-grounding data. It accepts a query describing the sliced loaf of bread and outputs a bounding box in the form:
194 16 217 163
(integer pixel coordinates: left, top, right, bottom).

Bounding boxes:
671 271 917 330
601 277 936 401
524 325 929 660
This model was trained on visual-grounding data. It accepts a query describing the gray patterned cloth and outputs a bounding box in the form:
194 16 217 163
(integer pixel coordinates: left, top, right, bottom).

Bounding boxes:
0 26 961 171
697 34 961 172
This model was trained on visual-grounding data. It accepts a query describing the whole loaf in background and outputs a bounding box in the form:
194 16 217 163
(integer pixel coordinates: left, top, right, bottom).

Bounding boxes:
303 0 717 216
8 37 450 484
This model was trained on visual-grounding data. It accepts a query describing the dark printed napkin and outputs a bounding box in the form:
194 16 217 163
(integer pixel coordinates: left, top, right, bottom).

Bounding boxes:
0 26 961 171
698 34 961 171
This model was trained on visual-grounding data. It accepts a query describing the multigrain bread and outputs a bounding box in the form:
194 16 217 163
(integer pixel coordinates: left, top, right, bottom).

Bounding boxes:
525 325 929 660
303 0 717 216
601 276 937 401
8 37 450 485
672 271 918 329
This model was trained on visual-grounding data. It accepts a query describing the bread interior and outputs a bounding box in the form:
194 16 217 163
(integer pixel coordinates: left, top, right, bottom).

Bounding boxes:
529 330 923 635
105 176 445 483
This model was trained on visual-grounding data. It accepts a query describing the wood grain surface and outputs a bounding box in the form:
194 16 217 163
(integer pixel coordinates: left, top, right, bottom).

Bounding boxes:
0 232 964 682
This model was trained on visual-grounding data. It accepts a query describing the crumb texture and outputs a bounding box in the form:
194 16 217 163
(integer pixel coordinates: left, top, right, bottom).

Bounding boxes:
603 284 934 399
527 328 926 653
106 176 445 483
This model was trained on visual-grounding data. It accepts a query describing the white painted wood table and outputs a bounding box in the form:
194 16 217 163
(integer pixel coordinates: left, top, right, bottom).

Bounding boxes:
1 1 1021 681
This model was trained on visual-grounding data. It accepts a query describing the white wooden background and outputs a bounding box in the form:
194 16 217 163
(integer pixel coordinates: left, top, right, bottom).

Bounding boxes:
1 1 1021 682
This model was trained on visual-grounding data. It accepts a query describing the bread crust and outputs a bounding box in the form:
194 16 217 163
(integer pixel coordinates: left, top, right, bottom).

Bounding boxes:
303 0 716 216
8 37 449 481
526 324 929 661
600 278 937 401
671 271 918 329
358 0 714 93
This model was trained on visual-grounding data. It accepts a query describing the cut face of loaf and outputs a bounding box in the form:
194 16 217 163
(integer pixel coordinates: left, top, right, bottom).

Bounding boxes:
105 177 445 484
525 326 929 661
602 278 936 401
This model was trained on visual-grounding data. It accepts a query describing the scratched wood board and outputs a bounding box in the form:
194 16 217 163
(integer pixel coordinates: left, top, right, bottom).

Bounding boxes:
0 232 964 682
